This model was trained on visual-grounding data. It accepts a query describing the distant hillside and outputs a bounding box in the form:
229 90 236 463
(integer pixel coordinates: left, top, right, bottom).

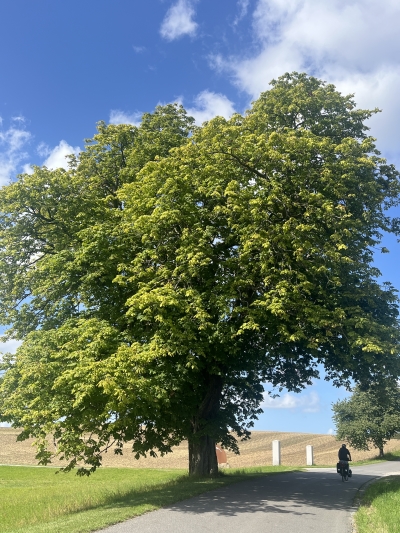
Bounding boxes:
1 428 399 469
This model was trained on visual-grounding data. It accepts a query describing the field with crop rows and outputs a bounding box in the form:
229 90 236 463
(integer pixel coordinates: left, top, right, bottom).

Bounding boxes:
2 428 400 469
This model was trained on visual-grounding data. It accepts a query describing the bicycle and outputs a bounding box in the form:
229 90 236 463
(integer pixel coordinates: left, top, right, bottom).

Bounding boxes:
337 460 352 482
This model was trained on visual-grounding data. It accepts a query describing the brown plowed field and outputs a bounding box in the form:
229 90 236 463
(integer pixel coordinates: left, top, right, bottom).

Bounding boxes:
1 428 399 469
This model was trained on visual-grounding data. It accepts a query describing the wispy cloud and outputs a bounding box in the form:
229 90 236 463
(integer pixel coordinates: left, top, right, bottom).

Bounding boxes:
0 118 31 185
160 0 198 41
11 115 26 124
262 391 320 413
109 110 142 126
327 428 335 436
186 90 236 124
37 142 52 158
234 0 250 25
133 45 146 53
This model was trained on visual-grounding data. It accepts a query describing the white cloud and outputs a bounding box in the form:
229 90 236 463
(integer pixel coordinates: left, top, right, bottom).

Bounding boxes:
330 68 400 159
262 391 320 413
212 0 400 161
42 140 80 170
0 339 22 354
160 0 198 41
0 339 22 363
21 164 34 175
109 110 142 126
0 119 80 180
327 428 335 436
186 90 236 124
0 121 31 185
133 45 146 53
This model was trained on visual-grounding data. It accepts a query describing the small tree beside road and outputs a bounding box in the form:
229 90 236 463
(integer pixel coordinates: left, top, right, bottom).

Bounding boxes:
332 381 400 457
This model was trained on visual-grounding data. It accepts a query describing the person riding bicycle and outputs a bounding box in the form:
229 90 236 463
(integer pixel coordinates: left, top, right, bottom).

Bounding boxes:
338 443 352 463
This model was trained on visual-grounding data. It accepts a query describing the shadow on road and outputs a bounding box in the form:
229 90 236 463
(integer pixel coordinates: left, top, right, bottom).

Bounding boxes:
162 470 377 517
95 464 400 532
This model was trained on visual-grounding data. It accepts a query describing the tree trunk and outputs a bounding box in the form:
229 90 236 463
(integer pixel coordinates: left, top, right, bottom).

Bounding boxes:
188 373 223 477
379 446 384 457
188 435 218 476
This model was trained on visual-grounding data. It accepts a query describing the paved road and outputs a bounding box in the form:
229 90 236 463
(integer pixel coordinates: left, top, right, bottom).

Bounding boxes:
98 462 400 533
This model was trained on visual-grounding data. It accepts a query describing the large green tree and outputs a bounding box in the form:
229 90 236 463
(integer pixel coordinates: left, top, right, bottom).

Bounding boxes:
333 381 400 457
0 73 400 476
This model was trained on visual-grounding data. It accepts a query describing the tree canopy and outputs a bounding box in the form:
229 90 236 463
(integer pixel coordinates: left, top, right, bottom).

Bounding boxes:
0 73 400 475
333 381 400 457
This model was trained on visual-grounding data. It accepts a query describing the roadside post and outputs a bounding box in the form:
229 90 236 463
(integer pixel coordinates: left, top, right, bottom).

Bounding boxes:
272 440 281 466
306 445 314 466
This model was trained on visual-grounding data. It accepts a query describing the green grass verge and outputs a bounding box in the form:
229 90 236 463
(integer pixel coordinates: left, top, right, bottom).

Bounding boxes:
0 465 297 533
351 449 400 466
355 475 400 533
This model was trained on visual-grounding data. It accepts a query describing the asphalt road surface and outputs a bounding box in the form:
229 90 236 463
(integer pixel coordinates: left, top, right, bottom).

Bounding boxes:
98 462 400 533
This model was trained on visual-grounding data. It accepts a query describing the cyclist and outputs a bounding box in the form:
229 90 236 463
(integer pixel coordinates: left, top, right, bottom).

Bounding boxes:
338 444 352 480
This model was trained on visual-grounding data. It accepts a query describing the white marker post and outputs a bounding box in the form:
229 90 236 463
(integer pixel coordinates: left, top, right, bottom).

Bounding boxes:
306 445 314 466
272 440 281 466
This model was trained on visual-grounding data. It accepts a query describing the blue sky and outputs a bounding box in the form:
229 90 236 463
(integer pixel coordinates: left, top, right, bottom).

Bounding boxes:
1 0 400 435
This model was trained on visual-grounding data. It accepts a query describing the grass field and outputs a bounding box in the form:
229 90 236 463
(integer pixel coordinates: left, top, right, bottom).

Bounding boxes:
355 475 400 533
2 428 400 468
0 465 297 533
